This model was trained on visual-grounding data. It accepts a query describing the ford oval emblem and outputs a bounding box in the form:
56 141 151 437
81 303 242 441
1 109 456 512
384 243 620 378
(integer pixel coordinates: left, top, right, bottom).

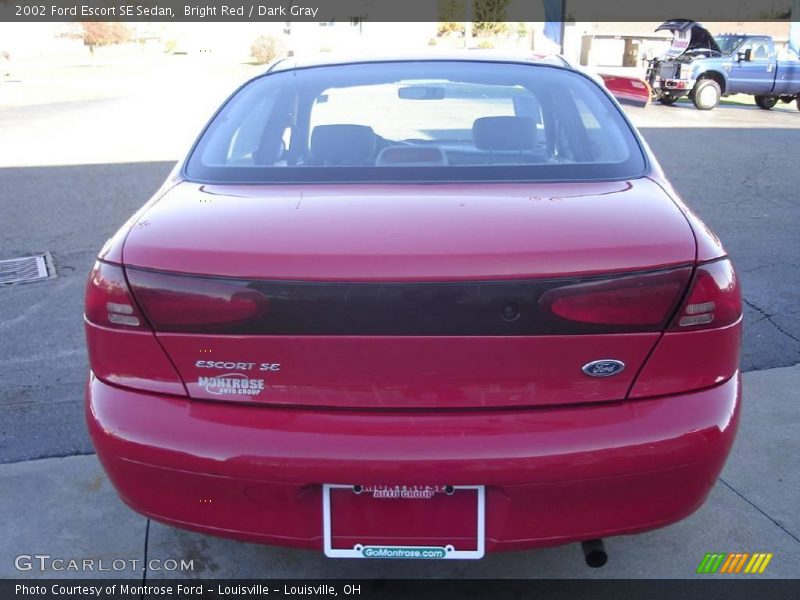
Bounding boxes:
582 359 625 378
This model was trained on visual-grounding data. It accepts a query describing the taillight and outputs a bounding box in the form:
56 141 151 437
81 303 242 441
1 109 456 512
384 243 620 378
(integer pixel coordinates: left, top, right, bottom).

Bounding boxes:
126 268 268 332
85 261 148 330
669 258 741 331
85 261 186 395
540 267 692 330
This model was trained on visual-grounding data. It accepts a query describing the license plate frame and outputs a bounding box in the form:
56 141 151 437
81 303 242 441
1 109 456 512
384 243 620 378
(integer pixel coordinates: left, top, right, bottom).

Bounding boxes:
322 484 485 559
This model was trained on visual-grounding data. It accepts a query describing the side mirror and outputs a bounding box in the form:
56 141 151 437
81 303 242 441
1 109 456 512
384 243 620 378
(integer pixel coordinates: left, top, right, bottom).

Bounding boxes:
737 49 753 62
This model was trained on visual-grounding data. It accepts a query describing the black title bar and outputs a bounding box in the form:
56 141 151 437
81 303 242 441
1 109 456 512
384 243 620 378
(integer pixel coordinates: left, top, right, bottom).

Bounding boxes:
0 0 798 23
3 579 800 600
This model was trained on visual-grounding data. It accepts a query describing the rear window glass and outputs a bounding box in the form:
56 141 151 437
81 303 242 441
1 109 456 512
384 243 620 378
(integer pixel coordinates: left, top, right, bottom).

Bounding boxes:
185 61 645 183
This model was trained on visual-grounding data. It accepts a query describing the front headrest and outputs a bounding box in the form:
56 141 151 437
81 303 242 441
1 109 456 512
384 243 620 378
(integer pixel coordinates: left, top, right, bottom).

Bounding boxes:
310 124 376 165
472 116 537 151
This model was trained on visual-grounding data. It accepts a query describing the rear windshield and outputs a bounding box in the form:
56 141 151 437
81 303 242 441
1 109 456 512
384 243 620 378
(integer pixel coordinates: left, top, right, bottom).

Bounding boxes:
184 61 646 184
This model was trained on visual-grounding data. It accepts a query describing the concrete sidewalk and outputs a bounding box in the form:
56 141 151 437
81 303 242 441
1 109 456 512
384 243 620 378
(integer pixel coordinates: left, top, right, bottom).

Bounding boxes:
2 365 798 579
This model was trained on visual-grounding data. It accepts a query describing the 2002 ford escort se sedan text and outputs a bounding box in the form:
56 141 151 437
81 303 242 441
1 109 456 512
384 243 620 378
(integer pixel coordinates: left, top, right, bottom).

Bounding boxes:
85 55 741 563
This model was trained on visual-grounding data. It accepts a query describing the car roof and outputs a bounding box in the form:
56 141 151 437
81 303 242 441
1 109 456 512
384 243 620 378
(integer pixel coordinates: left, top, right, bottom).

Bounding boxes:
266 51 570 73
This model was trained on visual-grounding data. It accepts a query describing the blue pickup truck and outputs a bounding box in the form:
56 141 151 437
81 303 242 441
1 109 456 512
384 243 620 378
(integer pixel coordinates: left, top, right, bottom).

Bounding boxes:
646 20 800 110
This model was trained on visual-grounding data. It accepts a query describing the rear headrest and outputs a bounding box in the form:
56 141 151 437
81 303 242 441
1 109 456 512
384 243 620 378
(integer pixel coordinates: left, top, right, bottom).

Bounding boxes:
472 116 537 151
310 124 376 165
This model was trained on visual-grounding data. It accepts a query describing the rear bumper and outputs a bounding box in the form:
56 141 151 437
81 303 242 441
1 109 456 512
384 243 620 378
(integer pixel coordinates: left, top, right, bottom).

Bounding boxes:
87 373 740 552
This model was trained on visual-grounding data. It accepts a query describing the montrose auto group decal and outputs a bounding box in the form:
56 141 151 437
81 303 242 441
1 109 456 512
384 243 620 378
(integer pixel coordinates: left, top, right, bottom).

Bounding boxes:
198 373 266 396
194 360 280 396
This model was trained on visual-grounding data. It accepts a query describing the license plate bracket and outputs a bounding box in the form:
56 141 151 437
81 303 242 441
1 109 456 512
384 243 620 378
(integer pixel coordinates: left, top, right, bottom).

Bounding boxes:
322 484 484 559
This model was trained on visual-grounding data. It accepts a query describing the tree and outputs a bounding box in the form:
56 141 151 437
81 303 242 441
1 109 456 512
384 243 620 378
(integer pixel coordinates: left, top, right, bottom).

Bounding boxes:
79 22 131 55
437 0 463 22
437 0 510 37
472 0 511 36
250 35 283 65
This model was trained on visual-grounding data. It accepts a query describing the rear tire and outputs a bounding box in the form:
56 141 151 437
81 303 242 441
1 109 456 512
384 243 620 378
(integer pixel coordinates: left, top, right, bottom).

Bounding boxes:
692 79 721 110
755 95 779 110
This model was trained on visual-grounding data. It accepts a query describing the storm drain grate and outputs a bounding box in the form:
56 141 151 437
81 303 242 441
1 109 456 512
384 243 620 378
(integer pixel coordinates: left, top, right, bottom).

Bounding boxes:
0 253 55 284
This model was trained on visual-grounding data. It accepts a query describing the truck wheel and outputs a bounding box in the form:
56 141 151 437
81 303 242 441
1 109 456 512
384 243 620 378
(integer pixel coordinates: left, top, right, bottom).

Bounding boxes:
692 79 721 110
658 94 679 105
797 97 800 111
755 95 779 110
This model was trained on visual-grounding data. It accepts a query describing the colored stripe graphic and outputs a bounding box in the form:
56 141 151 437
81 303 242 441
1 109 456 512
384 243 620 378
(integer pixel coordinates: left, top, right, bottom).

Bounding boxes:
759 553 773 573
720 553 737 573
697 553 726 573
720 553 749 573
745 553 774 574
696 553 713 573
699 553 774 574
733 553 749 573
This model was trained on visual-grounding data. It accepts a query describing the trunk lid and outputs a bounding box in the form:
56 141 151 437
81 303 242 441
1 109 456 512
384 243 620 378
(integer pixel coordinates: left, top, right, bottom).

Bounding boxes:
123 179 696 409
124 180 693 281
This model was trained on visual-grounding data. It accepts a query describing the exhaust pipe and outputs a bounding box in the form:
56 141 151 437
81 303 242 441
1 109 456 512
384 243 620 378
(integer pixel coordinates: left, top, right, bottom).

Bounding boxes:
581 539 608 568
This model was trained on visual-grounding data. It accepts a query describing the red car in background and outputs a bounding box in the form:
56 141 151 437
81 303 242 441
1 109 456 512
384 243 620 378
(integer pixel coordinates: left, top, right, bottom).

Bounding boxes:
85 55 741 564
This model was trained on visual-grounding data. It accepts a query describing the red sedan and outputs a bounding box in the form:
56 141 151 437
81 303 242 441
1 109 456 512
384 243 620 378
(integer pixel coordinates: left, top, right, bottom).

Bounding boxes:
85 55 741 564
